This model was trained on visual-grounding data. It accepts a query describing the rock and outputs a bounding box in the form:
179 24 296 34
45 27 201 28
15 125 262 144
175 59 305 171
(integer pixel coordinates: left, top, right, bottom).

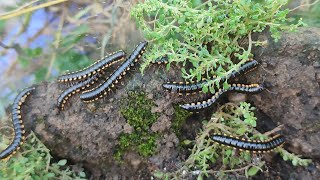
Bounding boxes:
248 28 320 157
20 28 320 178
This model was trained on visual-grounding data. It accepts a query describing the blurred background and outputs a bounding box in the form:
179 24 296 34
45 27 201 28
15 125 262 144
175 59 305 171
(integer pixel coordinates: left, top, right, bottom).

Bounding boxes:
0 0 319 118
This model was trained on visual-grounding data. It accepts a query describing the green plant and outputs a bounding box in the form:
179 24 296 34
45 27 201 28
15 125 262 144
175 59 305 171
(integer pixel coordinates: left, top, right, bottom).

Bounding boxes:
131 0 304 93
115 92 160 160
0 131 86 179
0 0 134 118
288 0 320 27
154 103 311 179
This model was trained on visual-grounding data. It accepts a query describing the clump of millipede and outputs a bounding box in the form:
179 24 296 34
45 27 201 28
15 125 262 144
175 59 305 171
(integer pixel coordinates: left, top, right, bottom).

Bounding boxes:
55 41 148 109
162 59 259 95
158 57 284 153
80 41 148 102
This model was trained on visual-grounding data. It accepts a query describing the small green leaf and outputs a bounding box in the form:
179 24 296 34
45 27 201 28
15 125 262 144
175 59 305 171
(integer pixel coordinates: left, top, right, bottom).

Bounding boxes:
223 82 230 89
178 17 185 24
292 158 298 166
202 85 209 93
183 139 193 145
197 19 204 29
222 157 228 165
57 159 67 166
247 166 260 176
46 173 55 178
197 175 203 180
153 171 164 178
79 171 86 177
225 149 232 156
236 127 247 135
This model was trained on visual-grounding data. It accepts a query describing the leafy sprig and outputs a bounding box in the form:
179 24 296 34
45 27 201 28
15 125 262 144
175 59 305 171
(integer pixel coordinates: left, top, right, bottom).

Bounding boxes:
131 0 305 92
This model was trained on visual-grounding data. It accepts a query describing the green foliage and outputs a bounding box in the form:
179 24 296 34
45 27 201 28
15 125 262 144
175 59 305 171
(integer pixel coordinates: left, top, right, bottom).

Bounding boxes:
131 0 304 92
290 0 320 27
0 132 86 179
115 92 160 160
18 47 43 68
54 25 92 75
55 50 91 75
154 103 311 179
279 148 312 167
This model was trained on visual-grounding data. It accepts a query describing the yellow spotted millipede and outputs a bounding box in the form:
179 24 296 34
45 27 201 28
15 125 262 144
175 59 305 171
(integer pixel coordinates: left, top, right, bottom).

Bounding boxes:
80 41 148 102
0 87 35 160
57 51 126 83
179 83 264 111
151 56 169 65
212 134 285 153
57 74 100 111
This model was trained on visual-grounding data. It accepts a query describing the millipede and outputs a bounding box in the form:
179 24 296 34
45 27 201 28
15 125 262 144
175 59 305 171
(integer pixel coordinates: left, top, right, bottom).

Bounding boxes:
211 134 285 153
0 87 35 160
179 83 264 111
80 41 148 102
151 56 168 65
57 74 100 110
162 59 259 95
226 59 259 80
162 79 211 95
57 50 126 83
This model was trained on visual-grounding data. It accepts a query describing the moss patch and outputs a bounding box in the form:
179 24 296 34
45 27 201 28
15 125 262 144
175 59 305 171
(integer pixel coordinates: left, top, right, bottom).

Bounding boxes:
171 105 191 139
115 92 159 160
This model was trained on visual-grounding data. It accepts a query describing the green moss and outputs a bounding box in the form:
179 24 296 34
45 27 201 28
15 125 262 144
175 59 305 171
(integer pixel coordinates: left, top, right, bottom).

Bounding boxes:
35 117 45 124
171 105 191 138
115 92 159 160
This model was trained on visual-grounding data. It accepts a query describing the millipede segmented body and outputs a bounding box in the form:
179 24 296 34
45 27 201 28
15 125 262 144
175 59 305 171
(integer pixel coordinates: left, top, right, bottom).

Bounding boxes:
162 59 259 95
57 74 100 110
179 83 264 111
212 134 285 153
162 79 209 95
58 51 126 83
0 87 35 160
151 56 168 65
80 41 148 102
226 59 259 79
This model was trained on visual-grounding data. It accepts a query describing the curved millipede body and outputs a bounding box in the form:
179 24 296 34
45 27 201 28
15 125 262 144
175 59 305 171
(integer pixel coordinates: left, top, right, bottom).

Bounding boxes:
151 56 168 65
58 51 126 83
179 83 264 111
162 59 259 95
212 134 285 153
57 74 100 110
226 59 259 79
162 80 207 95
0 87 35 160
80 41 148 102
